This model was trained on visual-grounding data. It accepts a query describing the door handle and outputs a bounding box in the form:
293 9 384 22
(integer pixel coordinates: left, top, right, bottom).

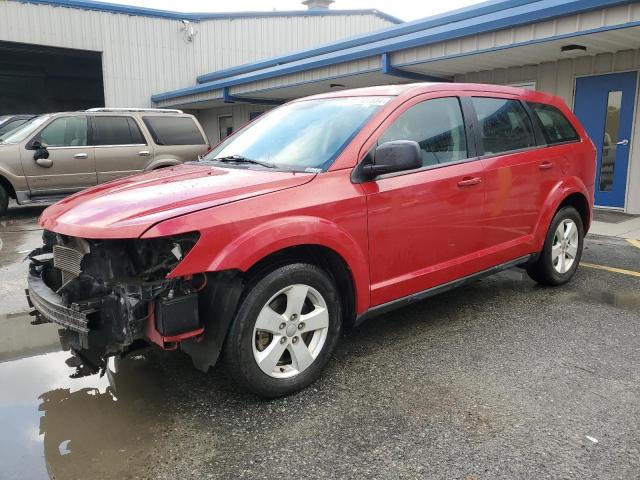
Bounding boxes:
539 161 553 170
617 139 629 146
138 150 151 156
457 177 482 187
73 153 88 159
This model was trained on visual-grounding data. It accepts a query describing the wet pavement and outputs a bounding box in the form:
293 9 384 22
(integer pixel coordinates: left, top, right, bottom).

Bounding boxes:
1 205 639 479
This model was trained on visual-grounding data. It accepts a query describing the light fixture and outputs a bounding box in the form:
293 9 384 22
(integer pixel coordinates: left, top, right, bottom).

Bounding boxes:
561 44 587 53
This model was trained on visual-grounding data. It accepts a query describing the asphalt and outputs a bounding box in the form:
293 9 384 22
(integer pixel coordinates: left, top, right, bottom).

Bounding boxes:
0 204 639 480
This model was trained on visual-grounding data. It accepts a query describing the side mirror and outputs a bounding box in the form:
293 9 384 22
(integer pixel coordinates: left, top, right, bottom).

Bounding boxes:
32 141 52 167
362 140 422 179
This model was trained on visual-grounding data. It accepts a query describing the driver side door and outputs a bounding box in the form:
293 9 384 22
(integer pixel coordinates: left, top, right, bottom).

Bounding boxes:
360 95 486 307
21 115 97 195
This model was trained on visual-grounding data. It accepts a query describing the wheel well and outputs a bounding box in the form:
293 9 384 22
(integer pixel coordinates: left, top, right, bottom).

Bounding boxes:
244 245 357 327
0 175 16 199
558 193 590 232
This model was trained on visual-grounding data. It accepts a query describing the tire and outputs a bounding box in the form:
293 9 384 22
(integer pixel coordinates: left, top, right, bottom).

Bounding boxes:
527 206 584 286
223 263 342 398
0 184 8 218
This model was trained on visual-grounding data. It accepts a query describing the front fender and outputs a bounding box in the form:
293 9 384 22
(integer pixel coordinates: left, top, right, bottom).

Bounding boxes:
532 176 592 250
170 216 371 313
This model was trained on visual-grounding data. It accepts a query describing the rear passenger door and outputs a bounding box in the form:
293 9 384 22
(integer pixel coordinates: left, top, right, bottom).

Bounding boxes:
141 115 209 164
467 96 543 259
92 115 151 183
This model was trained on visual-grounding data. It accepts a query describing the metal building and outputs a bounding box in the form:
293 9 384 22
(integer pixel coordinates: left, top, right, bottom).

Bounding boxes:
0 0 398 113
153 0 640 214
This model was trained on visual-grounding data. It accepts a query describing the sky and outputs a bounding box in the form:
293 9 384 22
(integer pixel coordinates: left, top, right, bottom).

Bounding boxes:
105 0 486 22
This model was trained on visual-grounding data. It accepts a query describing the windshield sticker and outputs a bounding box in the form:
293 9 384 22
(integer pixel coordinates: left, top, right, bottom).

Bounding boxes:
337 97 391 106
304 168 323 173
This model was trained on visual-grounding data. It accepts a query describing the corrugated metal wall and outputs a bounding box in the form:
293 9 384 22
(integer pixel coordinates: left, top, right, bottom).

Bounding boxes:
0 1 391 107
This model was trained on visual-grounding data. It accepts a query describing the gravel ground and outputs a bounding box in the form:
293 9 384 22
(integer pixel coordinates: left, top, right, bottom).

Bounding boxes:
1 205 639 480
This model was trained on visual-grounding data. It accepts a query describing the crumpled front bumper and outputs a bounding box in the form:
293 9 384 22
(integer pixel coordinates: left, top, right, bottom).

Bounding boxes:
26 272 94 335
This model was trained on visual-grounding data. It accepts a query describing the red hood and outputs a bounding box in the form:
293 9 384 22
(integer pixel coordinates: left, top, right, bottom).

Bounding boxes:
39 164 315 238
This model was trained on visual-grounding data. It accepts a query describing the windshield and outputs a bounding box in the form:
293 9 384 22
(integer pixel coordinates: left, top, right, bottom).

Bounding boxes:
203 96 390 172
0 115 50 144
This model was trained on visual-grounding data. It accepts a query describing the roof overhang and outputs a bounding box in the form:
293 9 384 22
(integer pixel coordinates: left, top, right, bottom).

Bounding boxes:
152 0 640 108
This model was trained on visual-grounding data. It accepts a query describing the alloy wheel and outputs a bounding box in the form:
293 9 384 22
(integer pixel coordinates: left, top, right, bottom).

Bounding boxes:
252 284 329 378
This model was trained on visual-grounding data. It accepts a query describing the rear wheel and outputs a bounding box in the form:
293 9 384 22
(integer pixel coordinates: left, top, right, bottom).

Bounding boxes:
0 184 8 218
527 206 584 286
223 263 342 398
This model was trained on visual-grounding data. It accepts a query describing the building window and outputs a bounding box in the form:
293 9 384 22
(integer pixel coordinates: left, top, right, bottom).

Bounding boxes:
219 115 233 141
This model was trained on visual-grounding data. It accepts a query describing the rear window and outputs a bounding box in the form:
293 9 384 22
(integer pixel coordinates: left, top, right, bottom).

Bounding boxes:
528 103 580 145
472 97 535 155
142 116 206 146
93 116 146 145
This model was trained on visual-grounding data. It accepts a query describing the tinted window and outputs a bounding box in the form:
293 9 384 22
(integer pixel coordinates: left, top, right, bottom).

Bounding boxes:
528 102 580 145
0 118 30 136
93 116 146 145
39 116 88 147
379 97 468 166
142 116 206 146
472 98 535 155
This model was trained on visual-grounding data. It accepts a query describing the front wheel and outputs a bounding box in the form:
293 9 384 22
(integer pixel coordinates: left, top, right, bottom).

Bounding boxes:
527 206 584 286
223 263 342 398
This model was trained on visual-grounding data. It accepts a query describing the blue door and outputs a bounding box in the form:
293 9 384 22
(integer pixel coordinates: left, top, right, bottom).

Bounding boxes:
574 72 637 208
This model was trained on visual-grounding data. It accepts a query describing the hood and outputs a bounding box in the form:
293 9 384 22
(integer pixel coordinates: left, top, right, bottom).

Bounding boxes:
40 164 315 238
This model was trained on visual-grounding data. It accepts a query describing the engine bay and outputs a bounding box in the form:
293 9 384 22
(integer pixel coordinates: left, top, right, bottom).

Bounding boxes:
26 230 202 374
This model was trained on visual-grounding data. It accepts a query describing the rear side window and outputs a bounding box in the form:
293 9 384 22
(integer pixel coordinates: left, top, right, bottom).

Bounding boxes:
528 103 580 145
379 97 468 167
93 116 146 145
142 116 206 146
471 98 535 155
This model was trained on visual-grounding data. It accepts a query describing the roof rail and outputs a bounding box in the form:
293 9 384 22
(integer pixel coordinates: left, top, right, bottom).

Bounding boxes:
86 107 184 114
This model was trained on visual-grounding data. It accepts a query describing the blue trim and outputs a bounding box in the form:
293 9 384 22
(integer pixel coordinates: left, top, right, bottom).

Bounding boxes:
222 87 284 106
155 69 382 108
380 53 451 82
152 0 636 103
196 0 540 83
16 0 403 23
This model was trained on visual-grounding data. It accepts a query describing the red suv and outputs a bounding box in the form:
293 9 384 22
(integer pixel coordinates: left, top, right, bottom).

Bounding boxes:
27 84 595 397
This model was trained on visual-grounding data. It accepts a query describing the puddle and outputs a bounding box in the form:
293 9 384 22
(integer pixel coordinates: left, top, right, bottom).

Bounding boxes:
0 313 170 480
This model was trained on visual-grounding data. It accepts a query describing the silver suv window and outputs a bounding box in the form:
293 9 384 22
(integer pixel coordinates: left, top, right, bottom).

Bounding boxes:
93 116 146 145
39 116 88 147
142 116 206 146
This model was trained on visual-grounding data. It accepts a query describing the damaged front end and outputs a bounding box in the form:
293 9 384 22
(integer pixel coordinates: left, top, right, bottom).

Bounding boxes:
26 230 203 373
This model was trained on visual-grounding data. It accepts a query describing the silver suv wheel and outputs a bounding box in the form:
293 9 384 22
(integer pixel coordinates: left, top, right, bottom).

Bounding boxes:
252 284 329 379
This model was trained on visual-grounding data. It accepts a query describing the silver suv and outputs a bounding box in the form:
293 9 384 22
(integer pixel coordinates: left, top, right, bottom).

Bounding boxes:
0 108 210 216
